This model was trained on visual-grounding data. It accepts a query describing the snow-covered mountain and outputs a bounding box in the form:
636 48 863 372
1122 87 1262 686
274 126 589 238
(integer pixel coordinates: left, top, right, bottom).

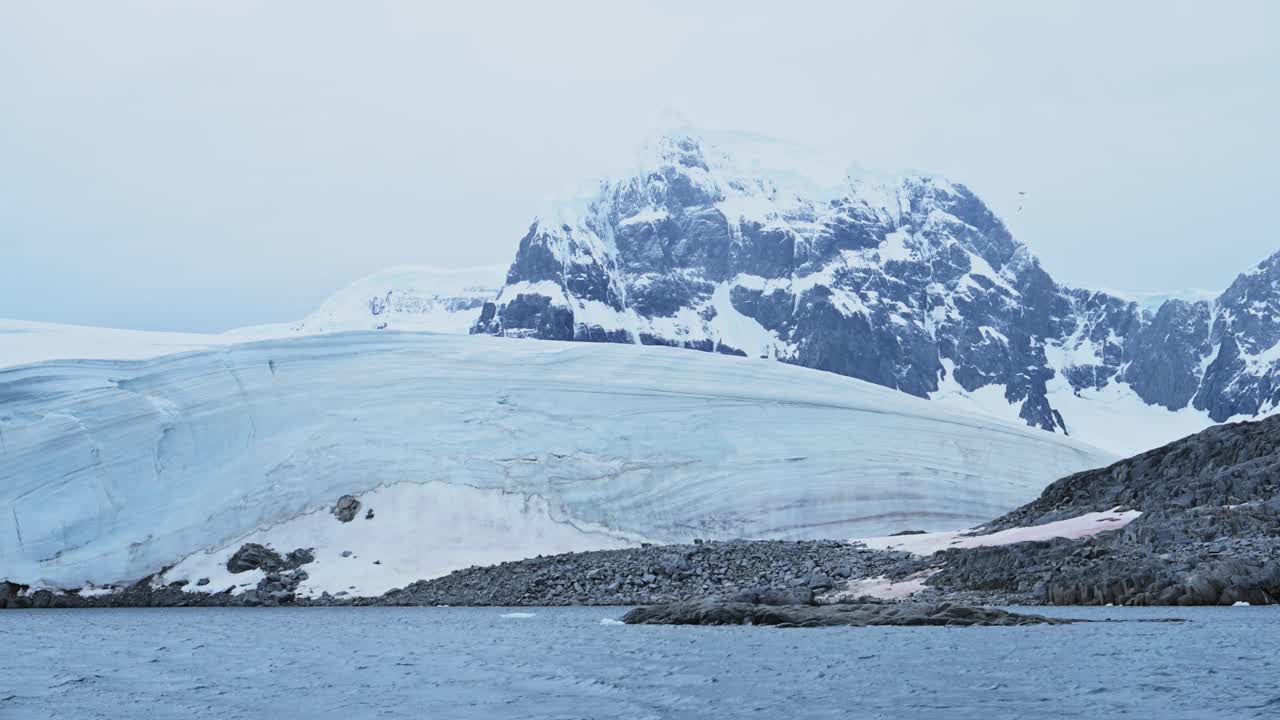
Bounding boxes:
0 331 1110 593
294 265 505 335
473 130 1280 454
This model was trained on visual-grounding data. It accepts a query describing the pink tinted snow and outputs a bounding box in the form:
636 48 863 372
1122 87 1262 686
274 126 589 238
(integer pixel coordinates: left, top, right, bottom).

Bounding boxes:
824 569 941 602
834 509 1142 600
857 508 1142 556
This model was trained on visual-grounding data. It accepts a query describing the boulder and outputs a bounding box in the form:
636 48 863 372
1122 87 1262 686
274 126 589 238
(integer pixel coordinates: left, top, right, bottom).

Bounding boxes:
226 543 285 574
284 548 316 569
808 573 834 591
333 495 361 523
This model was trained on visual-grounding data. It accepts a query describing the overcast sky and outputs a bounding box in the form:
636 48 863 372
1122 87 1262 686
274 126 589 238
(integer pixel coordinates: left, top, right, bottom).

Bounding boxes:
2 1 1277 331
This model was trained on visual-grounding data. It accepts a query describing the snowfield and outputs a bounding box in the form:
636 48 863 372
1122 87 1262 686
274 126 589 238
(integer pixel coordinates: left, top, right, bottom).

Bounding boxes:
0 331 1112 591
0 265 505 370
0 318 271 368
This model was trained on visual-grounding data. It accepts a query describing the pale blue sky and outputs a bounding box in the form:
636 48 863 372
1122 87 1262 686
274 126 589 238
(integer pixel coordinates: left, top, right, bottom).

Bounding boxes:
2 1 1277 331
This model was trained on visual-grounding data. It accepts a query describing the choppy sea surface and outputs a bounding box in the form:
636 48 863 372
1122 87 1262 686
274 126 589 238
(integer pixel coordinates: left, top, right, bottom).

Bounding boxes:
2 606 1277 719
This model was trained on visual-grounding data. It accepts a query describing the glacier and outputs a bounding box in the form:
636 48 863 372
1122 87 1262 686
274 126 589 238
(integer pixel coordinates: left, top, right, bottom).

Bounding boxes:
0 331 1113 591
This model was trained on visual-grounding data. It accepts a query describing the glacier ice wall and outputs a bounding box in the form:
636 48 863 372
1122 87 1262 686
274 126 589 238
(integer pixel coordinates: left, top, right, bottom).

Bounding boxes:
0 332 1114 588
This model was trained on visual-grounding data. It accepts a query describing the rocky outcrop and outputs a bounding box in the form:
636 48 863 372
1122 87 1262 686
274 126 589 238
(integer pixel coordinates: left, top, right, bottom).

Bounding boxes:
909 534 1280 607
226 543 315 575
909 415 1280 606
1 581 30 609
226 544 281 574
989 414 1280 529
621 601 1078 627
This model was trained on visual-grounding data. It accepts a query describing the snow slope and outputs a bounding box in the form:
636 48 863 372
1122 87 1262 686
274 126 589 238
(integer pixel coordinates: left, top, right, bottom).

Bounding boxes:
930 363 1233 458
294 265 505 334
0 331 1112 591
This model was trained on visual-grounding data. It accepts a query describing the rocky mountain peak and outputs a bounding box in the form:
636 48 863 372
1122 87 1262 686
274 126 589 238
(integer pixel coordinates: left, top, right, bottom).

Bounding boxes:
475 131 1280 446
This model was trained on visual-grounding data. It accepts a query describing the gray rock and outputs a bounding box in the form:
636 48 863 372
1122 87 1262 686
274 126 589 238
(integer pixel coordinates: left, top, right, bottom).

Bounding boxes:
226 543 284 574
332 495 361 523
284 548 315 569
808 573 834 591
622 601 1080 628
731 588 815 606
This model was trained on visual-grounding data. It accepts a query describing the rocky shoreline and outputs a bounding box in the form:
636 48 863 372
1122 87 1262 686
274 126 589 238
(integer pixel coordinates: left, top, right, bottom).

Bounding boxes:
1 540 910 609
6 531 1277 611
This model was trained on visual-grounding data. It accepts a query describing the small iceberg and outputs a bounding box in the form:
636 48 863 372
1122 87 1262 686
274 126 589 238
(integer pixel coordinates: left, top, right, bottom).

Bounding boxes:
500 612 537 619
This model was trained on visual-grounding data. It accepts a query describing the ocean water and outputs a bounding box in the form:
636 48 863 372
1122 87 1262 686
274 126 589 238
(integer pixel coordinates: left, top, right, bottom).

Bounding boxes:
2 606 1277 719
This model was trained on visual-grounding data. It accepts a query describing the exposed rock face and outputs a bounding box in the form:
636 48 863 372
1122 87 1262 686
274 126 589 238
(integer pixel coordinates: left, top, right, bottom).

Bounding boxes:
1191 253 1280 419
621 601 1077 627
1 581 27 609
990 414 1280 528
226 543 315 578
913 415 1280 606
474 130 1280 434
1124 299 1213 410
226 543 284 574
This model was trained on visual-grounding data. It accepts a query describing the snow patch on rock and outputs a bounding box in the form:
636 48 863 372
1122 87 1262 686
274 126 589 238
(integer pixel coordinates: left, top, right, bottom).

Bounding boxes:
856 508 1143 556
